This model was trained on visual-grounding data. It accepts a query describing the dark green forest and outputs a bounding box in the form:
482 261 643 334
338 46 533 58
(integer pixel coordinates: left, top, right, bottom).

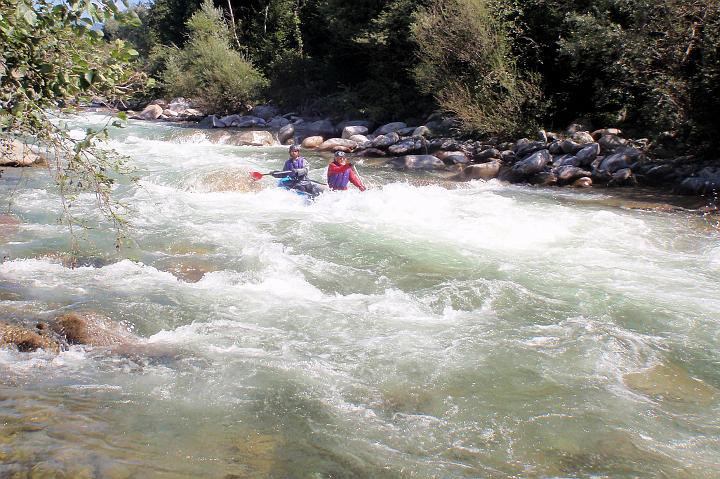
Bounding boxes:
3 0 720 151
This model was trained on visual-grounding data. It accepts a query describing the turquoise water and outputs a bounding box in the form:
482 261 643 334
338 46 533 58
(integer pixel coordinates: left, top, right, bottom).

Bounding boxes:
1 113 719 478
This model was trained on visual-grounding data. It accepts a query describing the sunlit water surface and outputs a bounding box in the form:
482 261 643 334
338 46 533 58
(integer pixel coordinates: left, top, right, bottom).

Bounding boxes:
1 113 719 478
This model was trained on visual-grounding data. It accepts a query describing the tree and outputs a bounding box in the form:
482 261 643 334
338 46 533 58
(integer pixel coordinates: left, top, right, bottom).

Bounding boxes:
1 0 146 244
161 0 267 115
411 0 539 136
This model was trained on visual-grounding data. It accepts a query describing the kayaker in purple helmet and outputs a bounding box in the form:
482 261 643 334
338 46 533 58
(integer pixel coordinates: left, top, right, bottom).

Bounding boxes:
272 144 323 197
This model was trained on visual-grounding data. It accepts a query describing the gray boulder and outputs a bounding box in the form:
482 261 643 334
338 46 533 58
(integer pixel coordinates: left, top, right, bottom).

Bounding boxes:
511 149 550 176
387 155 445 170
278 124 295 144
374 122 407 136
574 143 601 166
555 165 592 184
388 138 422 155
342 125 369 139
598 152 632 173
372 132 401 149
250 105 280 120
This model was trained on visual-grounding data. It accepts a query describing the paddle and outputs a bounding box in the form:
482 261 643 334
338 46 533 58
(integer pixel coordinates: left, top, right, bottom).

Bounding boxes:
250 170 327 186
249 170 291 180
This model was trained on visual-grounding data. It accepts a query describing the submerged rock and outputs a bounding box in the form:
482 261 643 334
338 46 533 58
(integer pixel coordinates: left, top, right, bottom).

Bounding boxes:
52 312 134 347
0 322 60 352
623 362 717 405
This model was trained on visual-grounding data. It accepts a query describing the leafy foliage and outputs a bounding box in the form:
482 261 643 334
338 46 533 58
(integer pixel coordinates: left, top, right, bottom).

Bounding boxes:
1 0 145 243
411 0 539 136
161 0 267 115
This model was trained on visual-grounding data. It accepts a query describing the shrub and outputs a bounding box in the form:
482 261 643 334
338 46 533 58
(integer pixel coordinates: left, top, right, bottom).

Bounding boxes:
411 0 539 137
161 0 267 115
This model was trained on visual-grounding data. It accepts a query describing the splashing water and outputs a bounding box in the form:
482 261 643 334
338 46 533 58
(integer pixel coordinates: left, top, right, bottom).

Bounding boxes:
1 113 718 478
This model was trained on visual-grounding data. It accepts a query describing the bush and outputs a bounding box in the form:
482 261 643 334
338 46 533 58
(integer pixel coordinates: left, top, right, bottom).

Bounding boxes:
411 0 539 137
161 0 267 115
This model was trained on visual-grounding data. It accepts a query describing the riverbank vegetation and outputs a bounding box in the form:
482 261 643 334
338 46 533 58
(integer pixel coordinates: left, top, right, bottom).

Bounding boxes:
3 0 720 158
105 0 720 155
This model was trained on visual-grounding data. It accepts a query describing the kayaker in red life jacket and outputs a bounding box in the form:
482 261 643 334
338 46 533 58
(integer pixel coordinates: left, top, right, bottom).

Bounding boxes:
327 151 366 191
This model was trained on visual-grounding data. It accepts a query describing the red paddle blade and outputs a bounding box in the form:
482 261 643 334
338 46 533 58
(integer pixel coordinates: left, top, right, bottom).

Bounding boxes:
250 171 264 181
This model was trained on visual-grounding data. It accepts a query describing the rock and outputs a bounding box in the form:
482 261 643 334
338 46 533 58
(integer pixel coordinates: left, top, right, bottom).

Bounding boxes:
553 154 577 167
300 119 336 139
623 362 716 405
555 165 593 184
435 150 467 163
559 139 583 154
353 148 386 157
530 171 558 186
349 134 369 144
228 131 275 147
388 138 422 155
591 128 622 140
267 117 290 129
474 148 501 162
183 108 204 118
548 140 562 155
514 138 546 157
608 168 636 186
250 105 280 121
677 168 720 195
598 152 632 173
278 124 295 144
373 122 407 136
233 116 267 128
397 126 417 136
317 138 357 152
336 120 373 133
412 126 432 137
167 97 193 112
572 177 593 188
457 160 502 180
0 139 46 167
574 143 601 166
342 126 368 139
162 109 179 118
387 155 445 170
301 136 324 149
210 115 227 128
571 131 595 144
538 129 548 143
137 104 163 120
598 134 626 153
372 132 401 149
511 149 550 176
51 312 132 347
0 322 60 352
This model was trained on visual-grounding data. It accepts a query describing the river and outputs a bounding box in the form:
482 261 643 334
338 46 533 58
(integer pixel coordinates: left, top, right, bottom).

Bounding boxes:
1 112 719 478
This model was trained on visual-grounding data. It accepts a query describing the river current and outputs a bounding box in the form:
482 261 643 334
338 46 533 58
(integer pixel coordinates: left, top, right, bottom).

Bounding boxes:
1 113 719 478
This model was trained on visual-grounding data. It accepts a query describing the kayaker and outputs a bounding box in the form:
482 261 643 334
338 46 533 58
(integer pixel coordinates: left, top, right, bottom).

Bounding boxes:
272 144 323 198
327 151 366 191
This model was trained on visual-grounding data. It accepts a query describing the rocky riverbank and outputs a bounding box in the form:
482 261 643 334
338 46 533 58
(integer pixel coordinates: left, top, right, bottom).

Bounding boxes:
127 99 720 204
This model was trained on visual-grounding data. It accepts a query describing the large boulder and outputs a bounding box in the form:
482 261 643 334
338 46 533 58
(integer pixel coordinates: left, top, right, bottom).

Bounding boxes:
342 125 369 139
555 165 593 184
299 119 336 139
278 124 295 144
457 160 502 180
228 131 276 147
0 139 46 167
388 138 423 155
301 136 324 149
511 149 550 176
372 132 401 149
373 122 407 136
317 138 357 152
250 105 280 120
571 131 595 144
234 116 267 128
677 167 720 195
598 152 632 173
598 134 627 153
267 117 291 129
387 155 445 170
137 104 163 120
574 143 601 166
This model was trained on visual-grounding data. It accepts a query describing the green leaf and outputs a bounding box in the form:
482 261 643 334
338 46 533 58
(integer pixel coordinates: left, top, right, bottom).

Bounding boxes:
116 111 128 121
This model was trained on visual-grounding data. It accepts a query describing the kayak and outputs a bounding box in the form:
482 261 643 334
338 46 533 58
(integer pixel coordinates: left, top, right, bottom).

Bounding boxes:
277 177 324 200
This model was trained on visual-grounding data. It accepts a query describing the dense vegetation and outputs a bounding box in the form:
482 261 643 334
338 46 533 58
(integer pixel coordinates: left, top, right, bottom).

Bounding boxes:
4 0 720 153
